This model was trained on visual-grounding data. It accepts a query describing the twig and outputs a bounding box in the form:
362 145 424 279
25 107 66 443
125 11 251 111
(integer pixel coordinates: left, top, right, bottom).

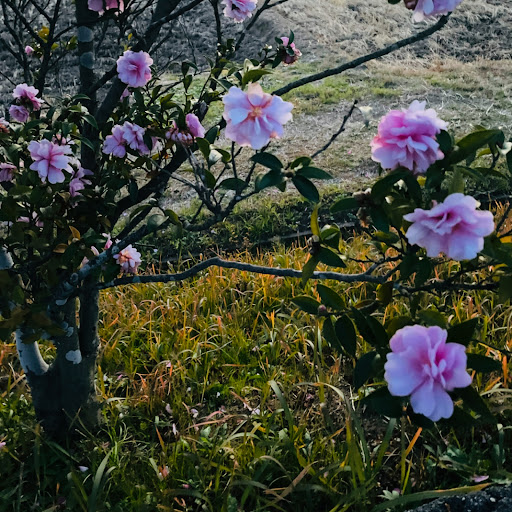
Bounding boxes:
311 100 358 159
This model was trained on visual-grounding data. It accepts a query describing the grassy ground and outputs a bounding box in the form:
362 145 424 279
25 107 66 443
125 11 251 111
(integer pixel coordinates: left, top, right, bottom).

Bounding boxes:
2 240 512 511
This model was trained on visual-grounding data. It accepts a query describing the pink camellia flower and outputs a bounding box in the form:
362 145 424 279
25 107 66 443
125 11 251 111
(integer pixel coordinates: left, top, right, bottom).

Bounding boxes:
222 0 258 22
166 113 205 147
385 325 472 422
121 88 131 99
122 122 149 154
28 140 73 184
404 193 494 261
223 83 293 150
88 0 124 13
371 100 447 174
0 163 16 182
25 45 34 56
69 167 94 197
103 234 113 250
9 105 30 123
103 125 127 157
117 50 153 88
12 83 43 111
407 0 464 22
113 244 142 274
280 37 302 65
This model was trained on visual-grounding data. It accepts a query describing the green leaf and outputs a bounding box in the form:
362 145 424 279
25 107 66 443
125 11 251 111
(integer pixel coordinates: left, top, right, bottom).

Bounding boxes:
147 213 166 231
499 275 512 303
292 296 321 315
317 247 346 268
83 114 98 130
448 129 504 165
242 68 272 86
296 167 332 180
417 309 446 328
371 169 410 202
454 386 496 423
353 351 379 389
204 126 219 144
196 137 210 160
376 282 393 306
361 387 403 418
301 256 319 284
466 354 501 373
317 284 344 310
446 318 479 345
330 196 359 213
290 156 312 169
218 178 247 191
335 315 357 357
292 175 319 203
255 170 284 191
310 205 320 236
385 315 413 337
351 308 388 350
251 152 283 171
323 316 343 354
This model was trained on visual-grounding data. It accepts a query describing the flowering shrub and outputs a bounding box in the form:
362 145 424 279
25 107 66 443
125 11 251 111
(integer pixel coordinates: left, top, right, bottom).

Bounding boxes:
0 0 506 446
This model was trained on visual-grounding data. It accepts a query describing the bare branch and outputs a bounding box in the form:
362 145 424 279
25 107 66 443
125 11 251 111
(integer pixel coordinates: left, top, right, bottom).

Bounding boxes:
272 15 450 97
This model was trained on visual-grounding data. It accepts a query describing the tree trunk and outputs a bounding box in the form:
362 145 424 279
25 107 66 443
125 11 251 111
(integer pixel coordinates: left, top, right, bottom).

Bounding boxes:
18 284 102 439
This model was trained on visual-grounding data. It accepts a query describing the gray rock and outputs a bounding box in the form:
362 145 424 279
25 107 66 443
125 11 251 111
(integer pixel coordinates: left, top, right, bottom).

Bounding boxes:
408 485 512 512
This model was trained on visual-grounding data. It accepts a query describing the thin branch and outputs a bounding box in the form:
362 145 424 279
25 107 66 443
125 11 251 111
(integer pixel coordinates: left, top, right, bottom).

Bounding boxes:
272 15 450 97
311 100 358 159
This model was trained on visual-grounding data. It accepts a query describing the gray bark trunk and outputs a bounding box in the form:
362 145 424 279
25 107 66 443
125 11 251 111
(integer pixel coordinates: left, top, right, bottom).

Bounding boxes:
19 287 102 439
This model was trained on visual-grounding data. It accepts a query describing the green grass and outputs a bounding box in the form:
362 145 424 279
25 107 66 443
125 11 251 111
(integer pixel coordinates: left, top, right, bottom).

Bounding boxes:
2 236 512 511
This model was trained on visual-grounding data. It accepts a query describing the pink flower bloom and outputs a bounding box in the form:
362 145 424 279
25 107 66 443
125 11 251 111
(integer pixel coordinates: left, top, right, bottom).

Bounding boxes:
222 0 258 22
104 234 113 250
122 122 149 154
117 50 153 88
0 163 16 182
280 37 302 65
88 0 124 13
121 88 131 99
69 167 93 197
0 441 6 451
166 113 205 147
9 105 29 123
103 125 127 157
385 325 472 421
371 100 447 174
404 193 494 261
12 83 43 111
114 244 142 274
28 140 73 184
412 0 463 22
25 45 34 55
222 83 293 150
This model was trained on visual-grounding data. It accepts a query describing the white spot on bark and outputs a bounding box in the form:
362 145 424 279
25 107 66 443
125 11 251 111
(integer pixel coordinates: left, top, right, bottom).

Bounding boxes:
65 350 82 365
